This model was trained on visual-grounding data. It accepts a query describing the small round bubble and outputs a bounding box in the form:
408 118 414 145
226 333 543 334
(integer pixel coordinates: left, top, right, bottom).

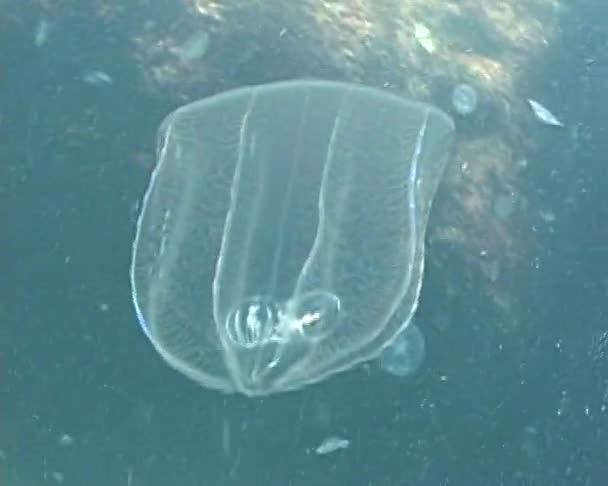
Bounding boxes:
451 83 478 116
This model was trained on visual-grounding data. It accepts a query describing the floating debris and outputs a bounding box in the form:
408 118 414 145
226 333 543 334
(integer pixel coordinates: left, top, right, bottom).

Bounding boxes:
527 99 564 127
314 436 350 455
82 70 113 86
34 19 49 47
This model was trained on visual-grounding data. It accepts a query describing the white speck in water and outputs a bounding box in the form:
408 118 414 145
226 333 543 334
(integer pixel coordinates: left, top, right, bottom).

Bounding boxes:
50 471 64 483
82 70 113 85
58 434 74 447
314 436 350 455
539 210 556 223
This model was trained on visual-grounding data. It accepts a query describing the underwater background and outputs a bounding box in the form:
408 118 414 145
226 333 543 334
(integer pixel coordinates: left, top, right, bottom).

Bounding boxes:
2 0 608 484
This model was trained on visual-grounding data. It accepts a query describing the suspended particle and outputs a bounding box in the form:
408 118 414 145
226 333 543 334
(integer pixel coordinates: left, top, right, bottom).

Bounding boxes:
314 436 350 455
58 433 74 447
34 20 49 47
82 70 113 86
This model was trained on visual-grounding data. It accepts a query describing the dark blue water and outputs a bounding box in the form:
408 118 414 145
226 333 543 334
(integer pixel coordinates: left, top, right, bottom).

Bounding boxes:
2 1 608 485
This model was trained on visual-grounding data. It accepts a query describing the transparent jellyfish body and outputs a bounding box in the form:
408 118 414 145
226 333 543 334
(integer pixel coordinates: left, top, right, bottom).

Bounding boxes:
451 83 478 116
130 80 454 396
